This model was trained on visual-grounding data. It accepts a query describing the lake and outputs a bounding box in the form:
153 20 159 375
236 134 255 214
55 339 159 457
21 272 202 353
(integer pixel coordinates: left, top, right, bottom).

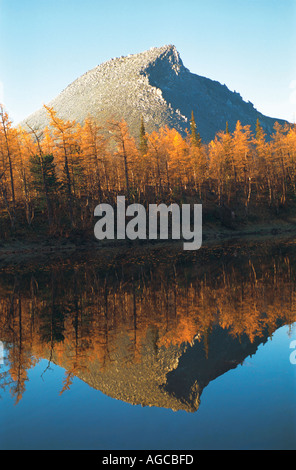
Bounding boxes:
0 239 296 450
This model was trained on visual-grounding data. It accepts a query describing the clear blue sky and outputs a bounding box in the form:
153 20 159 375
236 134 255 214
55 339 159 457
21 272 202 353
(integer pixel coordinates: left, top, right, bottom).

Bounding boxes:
0 0 295 124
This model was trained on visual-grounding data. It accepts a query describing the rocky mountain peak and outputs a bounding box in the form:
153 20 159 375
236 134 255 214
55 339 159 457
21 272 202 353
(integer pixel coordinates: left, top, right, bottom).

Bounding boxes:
21 45 288 142
141 44 186 74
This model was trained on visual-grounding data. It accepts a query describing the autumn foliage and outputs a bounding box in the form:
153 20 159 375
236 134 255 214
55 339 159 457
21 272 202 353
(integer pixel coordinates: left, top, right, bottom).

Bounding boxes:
1 103 296 238
0 242 295 403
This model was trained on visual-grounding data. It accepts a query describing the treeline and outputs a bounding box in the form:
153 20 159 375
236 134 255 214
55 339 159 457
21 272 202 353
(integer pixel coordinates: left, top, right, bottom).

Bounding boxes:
0 103 295 238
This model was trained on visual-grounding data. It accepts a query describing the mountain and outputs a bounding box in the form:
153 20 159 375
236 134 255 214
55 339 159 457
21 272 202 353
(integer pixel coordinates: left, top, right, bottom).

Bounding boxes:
43 324 272 413
21 44 287 142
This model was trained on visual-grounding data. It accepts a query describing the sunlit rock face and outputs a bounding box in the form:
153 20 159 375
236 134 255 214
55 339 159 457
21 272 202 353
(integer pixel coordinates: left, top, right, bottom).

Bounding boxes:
21 45 287 141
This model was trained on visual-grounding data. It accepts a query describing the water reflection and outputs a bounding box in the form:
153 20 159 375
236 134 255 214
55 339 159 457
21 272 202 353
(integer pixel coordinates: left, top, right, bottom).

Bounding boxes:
0 240 296 411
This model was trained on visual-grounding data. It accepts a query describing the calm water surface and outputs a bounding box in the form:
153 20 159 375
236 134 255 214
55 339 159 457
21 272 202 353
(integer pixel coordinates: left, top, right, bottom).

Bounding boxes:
0 239 296 450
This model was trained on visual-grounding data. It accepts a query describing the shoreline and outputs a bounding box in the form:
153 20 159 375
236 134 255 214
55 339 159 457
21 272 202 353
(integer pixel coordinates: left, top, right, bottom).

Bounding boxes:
1 220 296 267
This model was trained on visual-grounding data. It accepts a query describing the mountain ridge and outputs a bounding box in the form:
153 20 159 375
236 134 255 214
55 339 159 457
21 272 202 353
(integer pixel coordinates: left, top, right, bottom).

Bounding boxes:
21 44 288 141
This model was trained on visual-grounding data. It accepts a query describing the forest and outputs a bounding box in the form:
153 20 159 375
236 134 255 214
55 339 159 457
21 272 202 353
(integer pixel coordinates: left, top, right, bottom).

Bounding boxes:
0 103 296 242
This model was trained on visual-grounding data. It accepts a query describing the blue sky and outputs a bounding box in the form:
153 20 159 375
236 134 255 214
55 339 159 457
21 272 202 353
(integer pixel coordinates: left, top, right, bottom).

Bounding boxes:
0 0 295 124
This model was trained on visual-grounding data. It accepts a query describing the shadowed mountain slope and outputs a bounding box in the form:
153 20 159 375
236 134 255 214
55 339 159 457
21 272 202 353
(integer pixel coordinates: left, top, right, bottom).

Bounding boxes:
21 45 287 141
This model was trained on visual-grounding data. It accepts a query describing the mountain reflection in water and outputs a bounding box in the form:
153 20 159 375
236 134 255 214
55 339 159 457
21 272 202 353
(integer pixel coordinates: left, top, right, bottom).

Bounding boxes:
0 240 296 412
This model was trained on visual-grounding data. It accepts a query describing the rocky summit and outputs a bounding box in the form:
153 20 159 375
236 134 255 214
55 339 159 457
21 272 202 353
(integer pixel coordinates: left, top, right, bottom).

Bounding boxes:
21 44 287 141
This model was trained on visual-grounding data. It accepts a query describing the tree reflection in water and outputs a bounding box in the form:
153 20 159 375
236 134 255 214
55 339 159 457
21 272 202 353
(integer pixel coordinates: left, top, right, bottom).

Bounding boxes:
0 240 295 411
